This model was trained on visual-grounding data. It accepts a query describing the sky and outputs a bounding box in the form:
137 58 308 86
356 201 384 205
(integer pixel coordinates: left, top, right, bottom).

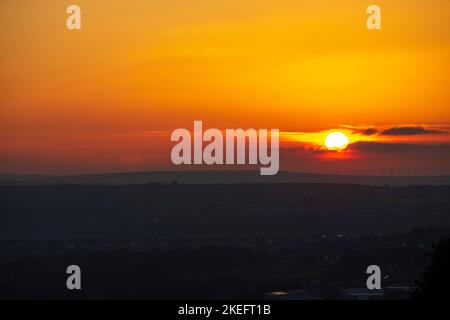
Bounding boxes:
0 0 449 175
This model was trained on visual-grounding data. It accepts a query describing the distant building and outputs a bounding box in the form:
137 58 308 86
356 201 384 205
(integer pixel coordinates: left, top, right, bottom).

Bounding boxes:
265 289 321 300
341 288 384 300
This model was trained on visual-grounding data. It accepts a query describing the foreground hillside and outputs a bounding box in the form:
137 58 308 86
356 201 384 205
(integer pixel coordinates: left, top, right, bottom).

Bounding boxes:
1 183 449 240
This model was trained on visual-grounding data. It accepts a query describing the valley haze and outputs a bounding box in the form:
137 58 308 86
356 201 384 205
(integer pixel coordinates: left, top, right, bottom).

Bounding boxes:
1 171 449 186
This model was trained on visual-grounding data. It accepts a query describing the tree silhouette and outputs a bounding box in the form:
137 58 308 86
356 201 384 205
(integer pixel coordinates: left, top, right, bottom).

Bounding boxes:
413 238 450 299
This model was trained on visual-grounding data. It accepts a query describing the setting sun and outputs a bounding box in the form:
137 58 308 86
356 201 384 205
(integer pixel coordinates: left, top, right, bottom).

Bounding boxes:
325 132 349 151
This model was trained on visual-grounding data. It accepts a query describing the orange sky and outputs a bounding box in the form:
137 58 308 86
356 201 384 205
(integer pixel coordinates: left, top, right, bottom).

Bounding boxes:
0 0 449 175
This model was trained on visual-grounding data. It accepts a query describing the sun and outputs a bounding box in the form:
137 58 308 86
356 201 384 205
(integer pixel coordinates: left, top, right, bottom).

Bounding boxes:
325 132 349 151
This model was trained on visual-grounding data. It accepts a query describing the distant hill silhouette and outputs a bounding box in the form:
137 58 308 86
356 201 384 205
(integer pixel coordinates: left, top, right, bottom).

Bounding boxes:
1 171 450 186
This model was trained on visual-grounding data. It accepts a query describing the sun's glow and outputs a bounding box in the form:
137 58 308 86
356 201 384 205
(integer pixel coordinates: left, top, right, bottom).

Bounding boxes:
325 132 349 151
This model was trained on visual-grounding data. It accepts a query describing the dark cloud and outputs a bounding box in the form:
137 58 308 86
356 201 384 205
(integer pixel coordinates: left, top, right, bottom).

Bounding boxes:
381 126 445 136
349 141 417 152
349 141 450 153
280 146 326 154
353 128 378 136
280 146 306 154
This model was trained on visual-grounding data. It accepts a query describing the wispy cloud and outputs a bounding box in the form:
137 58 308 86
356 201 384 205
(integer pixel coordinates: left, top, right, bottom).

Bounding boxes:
380 126 446 136
351 128 378 136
